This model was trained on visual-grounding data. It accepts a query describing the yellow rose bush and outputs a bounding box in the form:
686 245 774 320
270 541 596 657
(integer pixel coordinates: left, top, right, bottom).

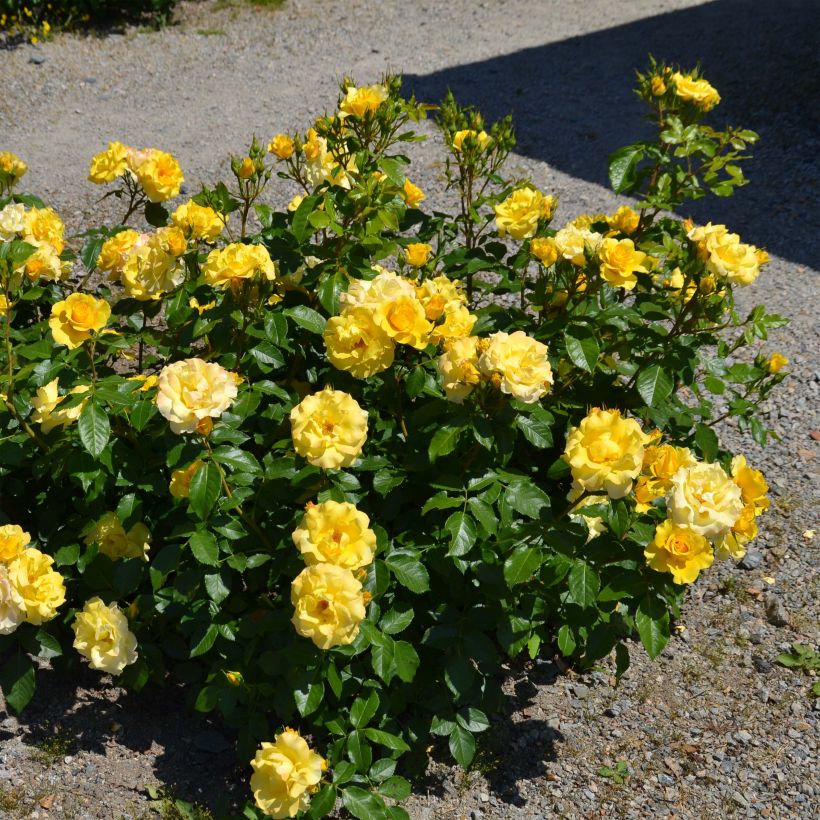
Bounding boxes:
0 67 787 817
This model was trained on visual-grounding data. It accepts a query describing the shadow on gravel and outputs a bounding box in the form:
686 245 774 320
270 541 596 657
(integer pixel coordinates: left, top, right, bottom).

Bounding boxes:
6 664 244 815
404 0 820 268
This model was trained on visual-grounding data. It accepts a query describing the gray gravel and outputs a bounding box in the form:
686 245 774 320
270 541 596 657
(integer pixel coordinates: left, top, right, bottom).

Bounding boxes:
0 1 818 818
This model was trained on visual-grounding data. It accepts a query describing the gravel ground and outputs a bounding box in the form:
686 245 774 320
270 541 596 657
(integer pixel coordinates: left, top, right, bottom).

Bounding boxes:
1 1 818 817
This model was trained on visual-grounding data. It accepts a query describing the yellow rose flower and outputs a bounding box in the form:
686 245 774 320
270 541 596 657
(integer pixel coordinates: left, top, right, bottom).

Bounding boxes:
667 462 744 539
530 237 559 267
650 76 667 96
553 223 603 265
715 504 758 561
416 275 465 321
6 547 65 625
564 408 647 499
49 293 111 349
0 565 25 635
169 460 205 499
403 178 425 208
302 129 355 189
0 202 26 241
128 148 184 202
121 239 185 301
430 302 477 344
250 730 325 820
340 270 414 311
72 597 138 675
293 500 376 570
0 525 31 564
291 562 367 649
567 483 607 542
157 358 238 435
644 444 696 485
97 229 141 280
0 151 27 185
290 388 368 470
171 200 225 242
23 207 65 255
339 84 389 118
671 72 720 111
607 205 640 235
203 243 278 288
478 330 553 404
645 519 714 584
452 129 490 152
438 336 481 403
84 512 151 561
88 141 128 184
287 194 305 212
730 455 769 515
405 242 433 267
324 307 395 379
598 237 649 290
237 157 255 179
29 379 89 434
268 134 295 160
372 294 432 350
127 373 159 392
767 353 788 374
494 187 551 241
18 240 69 282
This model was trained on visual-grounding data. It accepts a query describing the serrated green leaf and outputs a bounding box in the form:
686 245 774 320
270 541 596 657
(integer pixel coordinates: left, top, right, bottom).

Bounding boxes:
189 530 219 567
635 596 670 659
342 786 385 820
636 365 673 408
78 400 110 459
384 551 430 593
285 305 326 334
363 728 410 752
564 327 600 372
188 463 221 519
448 725 476 767
0 654 35 714
291 194 320 243
445 511 476 557
503 546 542 587
350 690 380 728
608 144 645 193
567 561 601 608
429 424 462 461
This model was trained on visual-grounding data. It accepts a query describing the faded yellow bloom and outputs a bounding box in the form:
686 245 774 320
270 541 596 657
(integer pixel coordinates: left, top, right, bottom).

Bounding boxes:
97 230 141 280
88 141 128 184
553 223 603 265
30 379 89 434
416 275 465 321
479 330 553 404
19 240 69 282
0 565 25 635
268 134 295 160
430 302 477 344
290 387 368 470
293 500 376 570
324 307 395 379
715 504 758 561
72 597 138 675
667 462 743 539
6 547 65 625
49 293 111 349
84 512 151 561
130 148 184 202
645 519 714 584
0 202 26 241
121 239 185 301
23 207 65 255
403 178 425 208
0 525 31 564
438 336 481 403
291 562 367 649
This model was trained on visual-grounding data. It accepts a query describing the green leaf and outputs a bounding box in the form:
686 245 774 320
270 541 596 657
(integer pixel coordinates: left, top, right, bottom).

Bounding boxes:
393 640 420 683
515 413 553 448
78 400 110 459
346 731 373 773
456 707 490 733
503 547 542 587
379 776 411 801
144 201 169 227
557 624 576 656
0 654 35 714
190 623 218 658
294 680 325 717
308 784 337 819
506 479 550 519
564 327 600 372
285 305 326 335
429 424 462 461
384 551 430 593
204 571 230 603
608 144 645 193
341 787 386 820
445 511 477 557
380 605 414 635
350 690 380 728
635 596 670 659
567 561 601 608
448 725 476 767
694 423 719 461
211 446 262 475
317 270 346 315
636 365 673 408
188 463 221 519
363 728 410 752
291 194 320 243
189 531 219 567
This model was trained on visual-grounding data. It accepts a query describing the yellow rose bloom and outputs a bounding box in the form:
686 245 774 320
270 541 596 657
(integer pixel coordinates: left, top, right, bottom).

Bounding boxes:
0 525 31 563
250 730 325 820
671 72 720 111
730 455 769 515
644 444 696 485
157 358 239 435
128 148 184 202
121 240 185 301
290 388 368 470
687 222 760 286
607 205 640 235
598 237 649 290
291 563 367 649
494 187 550 240
530 237 559 266
645 519 714 584
416 275 465 321
715 504 758 561
127 373 159 392
0 151 27 184
478 330 553 404
84 512 151 561
203 243 278 288
169 460 205 499
30 379 89 434
667 462 744 539
372 294 432 349
339 84 389 118
49 293 111 349
0 565 25 635
88 141 128 184
6 547 66 625
404 242 433 267
650 76 667 96
156 225 187 257
72 597 138 675
553 223 603 265
403 178 425 208
430 302 477 344
171 200 225 242
293 500 376 570
0 202 26 241
567 483 607 542
438 336 481 403
268 134 295 160
23 207 65 255
564 408 647 499
19 240 69 283
287 194 305 212
452 129 490 152
340 270 415 311
237 157 255 179
324 307 395 379
97 229 141 280
767 353 788 374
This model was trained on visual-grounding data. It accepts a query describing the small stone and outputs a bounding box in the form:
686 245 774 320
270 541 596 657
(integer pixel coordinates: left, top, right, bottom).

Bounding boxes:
547 717 561 730
658 773 674 786
735 730 753 744
753 656 773 673
479 792 489 803
572 683 590 699
739 550 763 570
29 54 46 65
731 791 748 806
791 700 805 718
764 595 789 627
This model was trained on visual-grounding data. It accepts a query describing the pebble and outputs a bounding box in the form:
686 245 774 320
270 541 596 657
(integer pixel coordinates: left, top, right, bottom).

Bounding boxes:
764 595 790 627
739 550 764 570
